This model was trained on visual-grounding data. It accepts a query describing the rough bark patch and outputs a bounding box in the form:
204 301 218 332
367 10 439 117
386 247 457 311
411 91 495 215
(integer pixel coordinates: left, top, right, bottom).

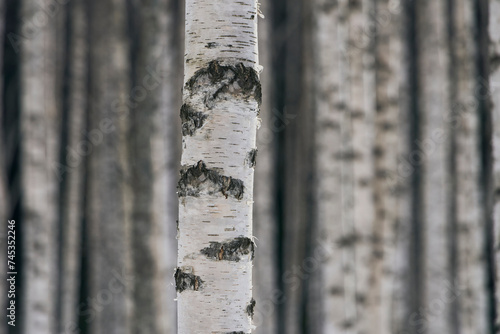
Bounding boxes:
200 237 255 262
246 298 256 318
178 161 244 200
174 268 204 292
245 149 257 168
180 104 208 136
185 60 262 107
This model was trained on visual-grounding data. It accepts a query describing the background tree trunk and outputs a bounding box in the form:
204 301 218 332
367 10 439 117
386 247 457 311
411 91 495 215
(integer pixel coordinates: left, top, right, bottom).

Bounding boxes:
19 0 62 332
57 0 86 331
490 0 500 330
87 0 131 332
254 0 279 332
128 0 181 332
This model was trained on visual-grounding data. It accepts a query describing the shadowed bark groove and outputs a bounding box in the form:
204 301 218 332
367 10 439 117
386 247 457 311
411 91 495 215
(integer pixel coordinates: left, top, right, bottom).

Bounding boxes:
178 161 244 199
175 268 204 292
200 237 255 262
185 60 262 107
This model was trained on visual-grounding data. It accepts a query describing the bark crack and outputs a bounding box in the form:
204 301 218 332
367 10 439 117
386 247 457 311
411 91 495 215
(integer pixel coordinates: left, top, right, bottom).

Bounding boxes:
200 237 255 262
174 268 204 293
185 60 262 108
178 161 244 200
180 103 208 136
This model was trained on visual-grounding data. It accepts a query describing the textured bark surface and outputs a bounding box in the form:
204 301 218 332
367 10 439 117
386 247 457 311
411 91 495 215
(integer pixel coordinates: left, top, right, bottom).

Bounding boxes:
87 0 131 332
177 1 260 332
19 0 61 332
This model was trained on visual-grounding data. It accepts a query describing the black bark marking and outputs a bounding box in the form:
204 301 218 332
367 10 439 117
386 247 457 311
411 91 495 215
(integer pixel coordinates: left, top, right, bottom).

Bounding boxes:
245 149 257 168
174 268 204 292
180 104 208 136
186 60 262 106
200 237 255 262
178 161 244 200
225 332 249 334
205 42 218 48
246 298 256 318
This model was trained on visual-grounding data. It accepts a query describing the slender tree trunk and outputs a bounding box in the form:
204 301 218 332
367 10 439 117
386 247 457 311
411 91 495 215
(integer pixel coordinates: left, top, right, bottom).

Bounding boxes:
371 1 406 333
453 0 490 331
87 0 131 332
490 0 500 330
280 0 315 332
347 0 377 332
254 1 278 332
128 0 180 332
310 0 345 331
416 1 453 332
177 0 260 332
19 0 61 332
58 0 86 331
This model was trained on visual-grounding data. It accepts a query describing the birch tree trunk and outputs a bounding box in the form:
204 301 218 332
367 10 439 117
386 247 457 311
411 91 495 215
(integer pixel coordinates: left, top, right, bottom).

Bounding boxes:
310 0 347 331
453 0 490 331
20 0 61 332
177 0 260 333
417 1 454 332
87 0 131 332
128 0 180 332
58 0 86 331
490 0 500 330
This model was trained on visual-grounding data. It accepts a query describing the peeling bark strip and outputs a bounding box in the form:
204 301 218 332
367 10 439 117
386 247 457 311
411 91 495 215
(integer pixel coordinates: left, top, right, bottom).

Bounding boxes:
175 268 204 293
185 60 262 107
200 237 255 262
180 104 208 136
178 161 244 199
245 298 256 318
245 149 257 168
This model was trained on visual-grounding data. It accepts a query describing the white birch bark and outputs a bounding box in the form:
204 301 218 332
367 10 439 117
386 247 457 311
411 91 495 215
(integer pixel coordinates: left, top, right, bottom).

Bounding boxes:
490 0 500 330
371 1 405 333
253 1 278 332
417 0 452 332
454 0 489 331
177 0 260 333
20 0 61 332
311 0 359 331
347 0 377 332
58 0 86 331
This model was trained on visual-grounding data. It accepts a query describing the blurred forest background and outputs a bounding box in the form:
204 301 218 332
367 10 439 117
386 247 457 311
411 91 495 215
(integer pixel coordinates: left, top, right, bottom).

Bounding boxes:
0 0 499 333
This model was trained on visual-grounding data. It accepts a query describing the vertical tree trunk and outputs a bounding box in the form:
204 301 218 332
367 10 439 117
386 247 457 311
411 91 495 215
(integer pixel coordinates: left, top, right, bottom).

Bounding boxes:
128 0 180 332
254 1 278 332
371 1 406 333
490 0 500 330
417 0 453 332
453 0 490 331
19 0 61 332
282 0 314 332
87 0 131 332
58 0 86 331
310 0 345 331
347 0 377 332
177 0 260 332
